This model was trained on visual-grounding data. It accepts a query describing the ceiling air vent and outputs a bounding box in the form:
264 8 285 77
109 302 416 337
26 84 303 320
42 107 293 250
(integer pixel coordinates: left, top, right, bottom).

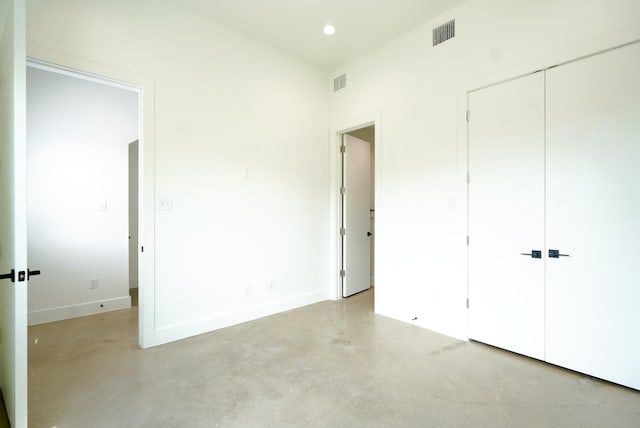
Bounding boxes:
433 19 455 46
333 73 346 92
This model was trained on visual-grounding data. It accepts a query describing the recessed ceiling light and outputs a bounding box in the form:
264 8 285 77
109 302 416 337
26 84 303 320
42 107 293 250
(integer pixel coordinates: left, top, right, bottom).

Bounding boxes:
323 24 336 36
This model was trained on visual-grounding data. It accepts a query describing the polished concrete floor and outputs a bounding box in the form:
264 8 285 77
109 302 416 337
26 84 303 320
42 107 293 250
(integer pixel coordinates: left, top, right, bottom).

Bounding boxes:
28 289 640 427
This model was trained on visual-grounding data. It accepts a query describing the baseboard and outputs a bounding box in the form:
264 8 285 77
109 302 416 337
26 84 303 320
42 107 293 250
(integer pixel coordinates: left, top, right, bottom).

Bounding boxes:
28 296 132 326
152 289 328 346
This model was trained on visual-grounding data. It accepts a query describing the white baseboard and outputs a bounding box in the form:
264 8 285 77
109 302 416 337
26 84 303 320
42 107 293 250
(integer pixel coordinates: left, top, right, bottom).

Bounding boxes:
152 289 328 347
28 296 132 326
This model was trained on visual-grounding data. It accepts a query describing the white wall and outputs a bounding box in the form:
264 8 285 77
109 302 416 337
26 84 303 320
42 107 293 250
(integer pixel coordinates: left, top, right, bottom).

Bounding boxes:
27 66 139 324
330 0 640 340
27 0 640 347
26 0 329 344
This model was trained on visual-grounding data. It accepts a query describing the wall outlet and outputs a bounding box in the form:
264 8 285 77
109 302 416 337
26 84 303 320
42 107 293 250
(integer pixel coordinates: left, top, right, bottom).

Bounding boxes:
89 277 99 289
267 280 275 290
159 198 173 211
98 200 108 211
245 284 252 296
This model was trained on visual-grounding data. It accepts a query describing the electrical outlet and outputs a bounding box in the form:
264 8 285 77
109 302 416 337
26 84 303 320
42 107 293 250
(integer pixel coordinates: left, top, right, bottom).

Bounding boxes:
245 284 252 296
159 198 173 211
267 280 275 290
89 277 99 289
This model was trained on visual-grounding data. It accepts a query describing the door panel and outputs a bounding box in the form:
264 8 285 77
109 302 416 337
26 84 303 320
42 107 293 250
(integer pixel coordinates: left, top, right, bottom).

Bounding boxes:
546 42 640 390
342 134 371 297
468 73 545 360
0 0 27 426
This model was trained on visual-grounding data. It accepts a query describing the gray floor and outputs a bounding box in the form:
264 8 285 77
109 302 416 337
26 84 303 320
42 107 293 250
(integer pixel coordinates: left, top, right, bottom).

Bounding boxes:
28 289 640 427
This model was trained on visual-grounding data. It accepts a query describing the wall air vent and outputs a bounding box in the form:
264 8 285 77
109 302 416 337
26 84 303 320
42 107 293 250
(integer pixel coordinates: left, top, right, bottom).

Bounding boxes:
333 73 346 92
433 19 455 46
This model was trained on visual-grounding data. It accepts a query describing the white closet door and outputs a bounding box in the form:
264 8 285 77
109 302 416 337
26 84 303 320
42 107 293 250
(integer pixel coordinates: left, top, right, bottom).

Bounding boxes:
468 72 545 360
546 42 640 390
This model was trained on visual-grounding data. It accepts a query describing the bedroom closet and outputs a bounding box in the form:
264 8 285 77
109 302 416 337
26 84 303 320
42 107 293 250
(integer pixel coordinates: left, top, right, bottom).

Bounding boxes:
467 41 640 390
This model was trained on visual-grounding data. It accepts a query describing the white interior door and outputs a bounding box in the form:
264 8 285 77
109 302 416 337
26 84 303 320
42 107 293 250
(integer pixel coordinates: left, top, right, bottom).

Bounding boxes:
342 134 371 297
0 0 28 426
546 42 640 390
468 72 546 360
129 140 139 289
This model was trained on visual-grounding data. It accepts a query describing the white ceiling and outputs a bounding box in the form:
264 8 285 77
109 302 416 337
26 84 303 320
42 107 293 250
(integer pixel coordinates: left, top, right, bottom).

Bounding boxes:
175 0 467 71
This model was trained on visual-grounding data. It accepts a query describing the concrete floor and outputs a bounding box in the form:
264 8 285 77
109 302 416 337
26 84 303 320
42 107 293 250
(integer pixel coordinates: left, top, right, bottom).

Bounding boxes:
28 289 640 427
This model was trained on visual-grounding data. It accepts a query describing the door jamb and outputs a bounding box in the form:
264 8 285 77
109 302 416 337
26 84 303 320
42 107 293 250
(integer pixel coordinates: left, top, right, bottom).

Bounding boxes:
25 58 156 348
329 116 381 301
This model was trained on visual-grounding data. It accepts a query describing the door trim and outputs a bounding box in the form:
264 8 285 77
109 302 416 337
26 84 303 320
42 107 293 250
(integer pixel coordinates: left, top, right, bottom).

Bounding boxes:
25 56 157 348
329 115 381 301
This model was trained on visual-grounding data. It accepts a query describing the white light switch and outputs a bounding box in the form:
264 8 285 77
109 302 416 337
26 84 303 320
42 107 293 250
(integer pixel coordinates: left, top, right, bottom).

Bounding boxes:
159 198 173 211
99 200 107 211
448 198 457 211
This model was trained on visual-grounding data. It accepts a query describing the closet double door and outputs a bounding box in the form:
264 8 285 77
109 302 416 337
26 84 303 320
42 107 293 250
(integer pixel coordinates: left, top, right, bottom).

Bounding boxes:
468 42 640 390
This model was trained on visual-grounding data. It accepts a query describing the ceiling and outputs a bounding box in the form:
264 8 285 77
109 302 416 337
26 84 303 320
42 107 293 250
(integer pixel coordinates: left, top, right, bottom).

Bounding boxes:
175 0 467 71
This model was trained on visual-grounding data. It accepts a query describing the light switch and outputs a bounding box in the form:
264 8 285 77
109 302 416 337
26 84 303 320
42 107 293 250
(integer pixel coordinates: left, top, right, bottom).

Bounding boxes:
448 198 457 211
99 200 107 211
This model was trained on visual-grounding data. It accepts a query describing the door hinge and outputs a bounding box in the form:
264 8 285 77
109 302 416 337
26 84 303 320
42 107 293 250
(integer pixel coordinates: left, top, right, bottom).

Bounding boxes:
340 186 346 195
340 145 346 154
466 298 469 309
340 269 346 278
340 227 346 236
466 110 470 122
466 235 469 245
466 172 470 184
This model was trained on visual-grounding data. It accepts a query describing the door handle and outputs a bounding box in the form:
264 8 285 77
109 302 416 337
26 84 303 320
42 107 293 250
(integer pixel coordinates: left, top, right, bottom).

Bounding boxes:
520 250 542 259
367 232 372 237
0 269 16 282
548 249 570 258
0 269 30 282
28 269 41 279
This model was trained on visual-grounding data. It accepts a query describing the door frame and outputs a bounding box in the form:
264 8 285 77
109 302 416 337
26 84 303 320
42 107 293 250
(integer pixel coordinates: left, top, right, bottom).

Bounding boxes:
329 116 381 300
25 56 157 348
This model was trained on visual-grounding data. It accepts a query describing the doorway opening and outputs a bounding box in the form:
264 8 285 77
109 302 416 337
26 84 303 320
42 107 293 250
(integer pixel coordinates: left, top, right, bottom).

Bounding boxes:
25 61 142 334
340 125 375 299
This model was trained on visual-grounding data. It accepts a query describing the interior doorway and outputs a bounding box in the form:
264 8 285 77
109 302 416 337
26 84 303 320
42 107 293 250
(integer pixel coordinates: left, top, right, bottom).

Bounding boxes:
25 62 141 330
341 125 375 298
